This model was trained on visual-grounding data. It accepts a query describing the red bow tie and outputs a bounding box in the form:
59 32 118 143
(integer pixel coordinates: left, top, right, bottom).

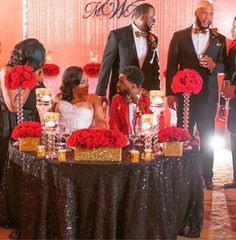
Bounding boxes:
135 31 148 38
193 27 207 34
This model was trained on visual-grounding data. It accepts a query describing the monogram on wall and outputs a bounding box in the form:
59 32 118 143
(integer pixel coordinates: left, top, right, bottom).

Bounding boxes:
83 0 145 18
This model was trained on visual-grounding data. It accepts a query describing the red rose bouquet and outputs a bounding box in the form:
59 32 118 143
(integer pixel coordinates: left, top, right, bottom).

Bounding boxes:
171 68 203 94
83 63 101 77
11 121 42 139
5 65 37 90
67 128 128 149
43 63 60 76
158 127 191 142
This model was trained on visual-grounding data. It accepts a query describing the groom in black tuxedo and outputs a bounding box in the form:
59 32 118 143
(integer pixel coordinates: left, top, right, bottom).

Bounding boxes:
96 3 160 102
166 1 227 190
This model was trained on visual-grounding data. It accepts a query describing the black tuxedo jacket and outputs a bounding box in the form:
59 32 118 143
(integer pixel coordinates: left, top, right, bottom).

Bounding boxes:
227 46 236 134
166 26 227 114
96 24 160 101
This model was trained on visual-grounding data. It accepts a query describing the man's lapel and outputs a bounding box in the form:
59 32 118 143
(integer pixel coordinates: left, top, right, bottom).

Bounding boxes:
188 26 200 64
127 25 140 67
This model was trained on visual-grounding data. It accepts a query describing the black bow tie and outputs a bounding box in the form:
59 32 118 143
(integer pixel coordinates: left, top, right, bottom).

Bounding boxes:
193 27 207 34
135 31 148 38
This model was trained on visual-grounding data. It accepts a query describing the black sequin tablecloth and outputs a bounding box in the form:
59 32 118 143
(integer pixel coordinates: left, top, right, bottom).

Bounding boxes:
0 143 203 239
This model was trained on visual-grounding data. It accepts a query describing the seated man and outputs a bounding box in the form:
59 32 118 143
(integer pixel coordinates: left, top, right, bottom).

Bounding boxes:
110 66 152 135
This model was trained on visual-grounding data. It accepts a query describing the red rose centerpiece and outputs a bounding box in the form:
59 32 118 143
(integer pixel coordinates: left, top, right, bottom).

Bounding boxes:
83 63 101 77
171 68 203 131
5 65 37 124
11 121 42 151
67 128 127 161
158 127 191 157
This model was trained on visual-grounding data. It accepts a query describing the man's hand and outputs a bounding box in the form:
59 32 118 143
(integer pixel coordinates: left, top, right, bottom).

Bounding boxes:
222 85 236 99
200 55 216 73
167 95 179 110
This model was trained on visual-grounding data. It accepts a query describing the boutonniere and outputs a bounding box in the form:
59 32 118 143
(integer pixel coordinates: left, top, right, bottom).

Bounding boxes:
147 32 158 64
210 27 219 37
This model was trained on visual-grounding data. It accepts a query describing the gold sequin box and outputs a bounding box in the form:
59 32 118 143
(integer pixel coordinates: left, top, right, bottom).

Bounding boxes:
74 147 122 161
163 142 183 157
19 137 40 151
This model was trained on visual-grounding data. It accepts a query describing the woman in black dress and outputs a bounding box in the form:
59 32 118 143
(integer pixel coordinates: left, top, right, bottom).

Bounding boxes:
0 38 46 184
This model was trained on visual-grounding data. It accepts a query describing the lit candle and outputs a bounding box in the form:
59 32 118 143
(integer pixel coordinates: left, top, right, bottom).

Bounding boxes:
36 145 46 158
141 114 153 131
130 150 140 163
57 149 66 161
144 149 153 161
45 121 55 128
42 95 51 102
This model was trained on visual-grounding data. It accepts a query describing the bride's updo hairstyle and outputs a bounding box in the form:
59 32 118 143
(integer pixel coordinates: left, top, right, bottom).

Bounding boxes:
7 38 46 72
61 66 83 102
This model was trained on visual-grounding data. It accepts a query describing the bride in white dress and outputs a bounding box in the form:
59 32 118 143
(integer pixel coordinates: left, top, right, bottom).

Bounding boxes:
54 66 107 133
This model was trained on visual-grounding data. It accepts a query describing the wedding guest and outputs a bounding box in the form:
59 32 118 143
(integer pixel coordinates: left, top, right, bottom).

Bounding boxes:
54 66 107 133
110 66 152 135
0 38 46 184
96 3 160 102
166 1 227 190
222 17 236 188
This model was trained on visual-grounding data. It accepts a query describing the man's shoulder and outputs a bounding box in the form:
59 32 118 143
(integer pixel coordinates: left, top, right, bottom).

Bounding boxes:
111 25 131 35
111 94 124 103
174 26 191 36
211 30 226 42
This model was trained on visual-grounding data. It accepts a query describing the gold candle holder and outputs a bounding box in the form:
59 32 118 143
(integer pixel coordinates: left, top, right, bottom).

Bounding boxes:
43 112 59 128
144 149 153 161
149 90 165 105
57 149 66 161
36 145 46 158
36 88 51 99
130 150 140 163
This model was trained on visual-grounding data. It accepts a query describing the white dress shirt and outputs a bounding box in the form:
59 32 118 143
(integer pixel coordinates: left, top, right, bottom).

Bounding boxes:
132 23 148 67
129 103 137 131
191 23 210 59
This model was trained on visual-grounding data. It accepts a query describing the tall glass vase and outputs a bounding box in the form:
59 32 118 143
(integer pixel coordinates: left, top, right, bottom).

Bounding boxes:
183 93 191 131
16 88 23 124
149 90 165 156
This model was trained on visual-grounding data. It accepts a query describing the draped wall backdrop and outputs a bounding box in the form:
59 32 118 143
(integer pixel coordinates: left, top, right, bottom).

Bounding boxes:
0 0 236 92
24 0 200 90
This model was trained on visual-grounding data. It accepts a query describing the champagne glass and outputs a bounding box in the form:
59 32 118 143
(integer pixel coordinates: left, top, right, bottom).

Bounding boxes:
221 80 231 110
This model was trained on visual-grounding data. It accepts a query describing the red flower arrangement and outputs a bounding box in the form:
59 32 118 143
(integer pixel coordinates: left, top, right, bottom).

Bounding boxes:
43 63 60 76
5 65 37 90
171 68 203 94
83 63 101 77
67 128 128 149
148 32 158 50
11 121 42 140
158 126 191 142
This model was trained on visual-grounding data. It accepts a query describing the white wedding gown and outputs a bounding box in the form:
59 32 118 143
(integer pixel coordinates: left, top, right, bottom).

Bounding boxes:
58 100 94 134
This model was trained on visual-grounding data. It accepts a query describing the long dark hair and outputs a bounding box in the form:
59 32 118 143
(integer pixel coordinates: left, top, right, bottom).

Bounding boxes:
7 38 45 71
60 66 83 102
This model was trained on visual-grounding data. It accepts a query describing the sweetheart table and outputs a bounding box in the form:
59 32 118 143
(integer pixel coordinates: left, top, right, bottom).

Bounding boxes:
0 143 203 239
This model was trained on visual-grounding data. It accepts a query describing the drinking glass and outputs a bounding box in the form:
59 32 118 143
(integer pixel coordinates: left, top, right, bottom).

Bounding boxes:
221 80 231 110
56 123 66 149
